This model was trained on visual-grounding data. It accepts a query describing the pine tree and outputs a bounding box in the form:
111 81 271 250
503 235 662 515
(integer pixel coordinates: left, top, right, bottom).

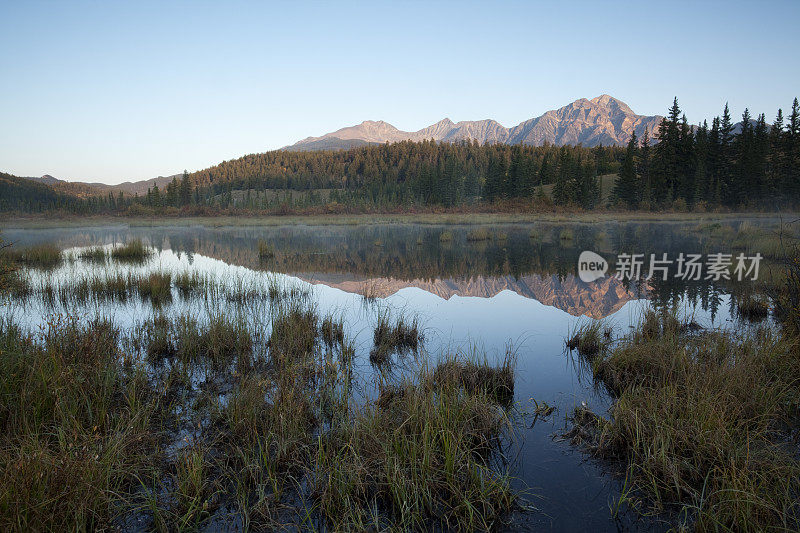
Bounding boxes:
639 128 652 207
614 131 639 208
179 170 191 206
752 113 769 200
787 98 800 196
693 121 709 204
719 103 735 205
767 109 785 196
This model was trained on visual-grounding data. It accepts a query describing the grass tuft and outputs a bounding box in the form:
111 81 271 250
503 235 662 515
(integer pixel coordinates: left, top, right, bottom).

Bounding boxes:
111 239 151 262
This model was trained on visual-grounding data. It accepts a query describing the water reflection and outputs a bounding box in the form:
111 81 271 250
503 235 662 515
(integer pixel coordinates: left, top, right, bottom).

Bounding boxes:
4 219 774 320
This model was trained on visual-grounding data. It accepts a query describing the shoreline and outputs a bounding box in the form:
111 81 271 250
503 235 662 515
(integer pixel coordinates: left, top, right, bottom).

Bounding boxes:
2 210 797 229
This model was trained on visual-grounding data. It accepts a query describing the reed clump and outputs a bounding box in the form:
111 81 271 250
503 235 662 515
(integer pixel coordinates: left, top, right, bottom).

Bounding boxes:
174 271 207 298
428 350 516 407
111 239 151 262
466 228 492 242
572 309 800 530
565 321 607 358
321 314 344 348
371 312 420 365
135 272 173 305
735 293 770 322
314 356 517 530
257 239 275 261
4 243 63 269
78 246 108 263
269 304 319 362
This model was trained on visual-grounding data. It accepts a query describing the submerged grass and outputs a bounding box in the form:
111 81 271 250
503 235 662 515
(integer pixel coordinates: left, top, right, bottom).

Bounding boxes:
571 308 800 530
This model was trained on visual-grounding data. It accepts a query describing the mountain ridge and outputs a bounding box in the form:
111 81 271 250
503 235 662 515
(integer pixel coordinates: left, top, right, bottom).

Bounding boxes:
285 94 664 151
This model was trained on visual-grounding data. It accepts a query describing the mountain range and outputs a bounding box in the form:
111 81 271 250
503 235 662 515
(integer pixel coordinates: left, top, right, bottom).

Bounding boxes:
16 95 671 192
286 94 663 151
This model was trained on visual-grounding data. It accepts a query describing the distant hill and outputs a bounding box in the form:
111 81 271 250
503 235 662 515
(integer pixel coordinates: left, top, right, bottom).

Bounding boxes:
286 95 664 151
17 173 182 198
0 172 83 212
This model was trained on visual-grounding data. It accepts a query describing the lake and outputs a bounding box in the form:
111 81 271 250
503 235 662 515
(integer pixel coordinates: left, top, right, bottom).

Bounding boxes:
1 218 780 530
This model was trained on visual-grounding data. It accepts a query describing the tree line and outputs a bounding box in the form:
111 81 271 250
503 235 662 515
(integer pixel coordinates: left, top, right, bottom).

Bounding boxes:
614 97 800 209
2 96 798 214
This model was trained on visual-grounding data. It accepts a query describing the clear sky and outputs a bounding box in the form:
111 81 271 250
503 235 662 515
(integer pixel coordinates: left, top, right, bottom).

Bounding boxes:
1 1 798 184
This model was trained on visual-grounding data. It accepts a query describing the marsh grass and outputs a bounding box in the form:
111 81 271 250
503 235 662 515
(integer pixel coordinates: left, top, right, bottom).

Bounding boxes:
370 311 420 365
438 230 454 243
269 303 319 364
257 239 275 261
0 265 522 531
135 272 173 305
315 354 518 530
0 316 158 531
428 349 516 407
735 293 770 322
174 271 207 298
1 270 31 299
321 313 344 348
111 239 151 263
565 320 607 358
466 228 492 242
78 246 108 263
571 309 800 530
361 280 382 302
4 243 63 269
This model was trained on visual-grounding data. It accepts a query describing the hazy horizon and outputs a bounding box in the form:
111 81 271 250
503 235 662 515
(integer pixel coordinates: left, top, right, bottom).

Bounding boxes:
2 0 799 185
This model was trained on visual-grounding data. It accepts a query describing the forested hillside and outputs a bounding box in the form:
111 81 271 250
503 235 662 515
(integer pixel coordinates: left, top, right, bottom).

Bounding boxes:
2 97 799 215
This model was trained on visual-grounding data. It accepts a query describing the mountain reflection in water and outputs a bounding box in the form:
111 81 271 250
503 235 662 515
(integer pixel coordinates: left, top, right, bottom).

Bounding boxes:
3 219 771 320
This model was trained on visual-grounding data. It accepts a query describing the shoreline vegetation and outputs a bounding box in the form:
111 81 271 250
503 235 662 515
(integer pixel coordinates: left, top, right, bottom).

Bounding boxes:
2 209 798 229
0 252 523 531
566 307 800 530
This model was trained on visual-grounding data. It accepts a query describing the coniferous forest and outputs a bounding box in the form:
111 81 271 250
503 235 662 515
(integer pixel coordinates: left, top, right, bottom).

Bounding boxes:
2 97 799 215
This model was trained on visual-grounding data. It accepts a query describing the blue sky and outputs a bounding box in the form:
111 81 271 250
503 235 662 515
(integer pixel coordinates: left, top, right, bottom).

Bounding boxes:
1 1 798 184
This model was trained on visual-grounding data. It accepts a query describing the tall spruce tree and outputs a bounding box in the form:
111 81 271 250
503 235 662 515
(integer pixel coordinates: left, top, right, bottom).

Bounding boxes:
614 131 639 208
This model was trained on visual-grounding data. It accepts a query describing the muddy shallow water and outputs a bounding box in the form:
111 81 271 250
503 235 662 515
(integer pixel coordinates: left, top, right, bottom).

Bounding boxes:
2 219 776 530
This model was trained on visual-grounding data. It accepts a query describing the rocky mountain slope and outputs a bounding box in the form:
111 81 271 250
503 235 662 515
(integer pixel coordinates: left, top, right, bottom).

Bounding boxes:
286 95 663 151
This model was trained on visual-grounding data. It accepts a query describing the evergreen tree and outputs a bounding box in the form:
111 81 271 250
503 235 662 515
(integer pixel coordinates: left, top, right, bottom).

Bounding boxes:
719 103 735 205
179 170 191 206
639 128 652 207
614 131 639 208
